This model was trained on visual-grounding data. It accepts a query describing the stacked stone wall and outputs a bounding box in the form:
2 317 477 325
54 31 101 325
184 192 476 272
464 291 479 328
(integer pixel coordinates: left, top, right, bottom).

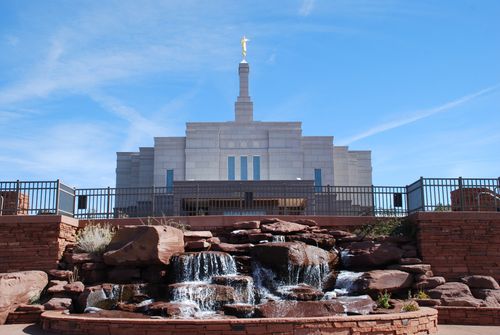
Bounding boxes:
0 216 78 273
436 306 500 326
411 212 500 282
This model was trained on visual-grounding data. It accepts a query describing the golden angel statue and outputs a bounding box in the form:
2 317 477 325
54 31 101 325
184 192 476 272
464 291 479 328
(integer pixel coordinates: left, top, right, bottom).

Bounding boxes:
241 36 249 60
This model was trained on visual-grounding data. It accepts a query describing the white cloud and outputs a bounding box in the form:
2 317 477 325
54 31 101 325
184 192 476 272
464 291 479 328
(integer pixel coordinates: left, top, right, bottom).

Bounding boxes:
340 85 499 145
299 0 315 16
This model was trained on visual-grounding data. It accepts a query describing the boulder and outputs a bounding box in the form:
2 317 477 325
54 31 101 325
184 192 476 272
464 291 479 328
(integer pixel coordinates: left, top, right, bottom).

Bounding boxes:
103 225 184 266
47 269 73 281
207 237 221 244
387 264 432 274
260 218 281 224
43 298 72 311
141 266 168 284
428 282 484 307
211 275 254 303
415 299 441 307
471 289 500 306
336 295 375 315
233 220 260 229
354 270 413 294
277 284 324 301
147 301 199 317
47 280 68 294
81 262 106 271
185 241 211 251
255 301 344 318
286 233 336 250
169 283 236 309
261 221 309 234
292 219 318 227
229 229 261 243
15 304 45 312
77 284 119 312
413 276 446 289
399 258 422 265
341 241 403 269
0 271 48 324
63 281 85 294
252 242 338 269
329 230 357 240
71 253 103 264
183 231 212 241
461 275 500 290
223 303 255 318
211 242 254 254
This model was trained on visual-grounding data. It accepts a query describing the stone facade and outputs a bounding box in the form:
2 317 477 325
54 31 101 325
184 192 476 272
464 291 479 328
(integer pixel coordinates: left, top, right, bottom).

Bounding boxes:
116 61 372 189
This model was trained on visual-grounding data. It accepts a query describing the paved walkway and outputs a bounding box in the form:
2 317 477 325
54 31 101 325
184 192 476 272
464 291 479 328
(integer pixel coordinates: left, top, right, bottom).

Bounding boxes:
1 324 500 335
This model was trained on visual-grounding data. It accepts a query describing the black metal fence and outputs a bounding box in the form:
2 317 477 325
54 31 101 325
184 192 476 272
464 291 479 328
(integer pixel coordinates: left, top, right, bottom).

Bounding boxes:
1 177 499 219
0 180 74 216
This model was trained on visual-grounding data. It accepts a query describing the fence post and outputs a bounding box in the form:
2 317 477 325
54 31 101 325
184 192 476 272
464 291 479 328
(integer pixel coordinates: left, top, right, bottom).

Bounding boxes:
55 179 61 215
419 177 425 212
195 184 199 216
458 176 464 211
106 187 111 219
151 186 156 217
15 180 20 215
371 185 376 216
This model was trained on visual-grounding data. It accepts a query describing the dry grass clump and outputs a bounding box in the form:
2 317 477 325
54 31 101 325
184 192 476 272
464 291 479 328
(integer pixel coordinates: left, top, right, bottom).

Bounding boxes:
75 223 115 254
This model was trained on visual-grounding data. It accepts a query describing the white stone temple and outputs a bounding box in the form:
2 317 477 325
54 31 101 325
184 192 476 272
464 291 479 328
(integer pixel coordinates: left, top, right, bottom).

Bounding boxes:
116 61 372 191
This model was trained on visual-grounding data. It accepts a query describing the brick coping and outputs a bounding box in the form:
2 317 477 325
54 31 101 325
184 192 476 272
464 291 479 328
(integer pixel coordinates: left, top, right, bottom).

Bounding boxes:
42 307 437 324
0 214 79 227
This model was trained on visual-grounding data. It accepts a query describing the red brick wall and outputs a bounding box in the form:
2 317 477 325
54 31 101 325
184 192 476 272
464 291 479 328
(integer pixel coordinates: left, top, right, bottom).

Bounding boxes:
411 212 500 282
0 215 78 273
41 308 438 335
437 307 500 326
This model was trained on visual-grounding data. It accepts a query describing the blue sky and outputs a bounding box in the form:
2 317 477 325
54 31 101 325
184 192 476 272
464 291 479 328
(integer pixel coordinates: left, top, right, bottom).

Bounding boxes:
0 0 499 187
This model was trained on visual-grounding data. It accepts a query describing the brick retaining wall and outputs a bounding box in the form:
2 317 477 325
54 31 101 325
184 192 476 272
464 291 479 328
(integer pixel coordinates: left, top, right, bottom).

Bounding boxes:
0 215 78 273
437 306 500 326
411 212 500 282
41 308 438 335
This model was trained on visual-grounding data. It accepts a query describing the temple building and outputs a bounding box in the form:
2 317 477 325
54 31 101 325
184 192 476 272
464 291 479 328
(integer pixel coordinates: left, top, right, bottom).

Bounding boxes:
115 53 372 216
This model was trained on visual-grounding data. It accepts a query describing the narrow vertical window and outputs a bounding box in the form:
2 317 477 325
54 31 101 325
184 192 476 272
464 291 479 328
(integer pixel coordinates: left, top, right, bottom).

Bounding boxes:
166 169 174 193
228 156 235 180
314 168 322 192
253 156 260 180
241 156 248 180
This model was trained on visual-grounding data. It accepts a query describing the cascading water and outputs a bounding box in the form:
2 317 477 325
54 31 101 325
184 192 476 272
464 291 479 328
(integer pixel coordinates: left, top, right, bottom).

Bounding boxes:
332 271 363 296
271 235 286 242
170 251 237 282
286 263 330 289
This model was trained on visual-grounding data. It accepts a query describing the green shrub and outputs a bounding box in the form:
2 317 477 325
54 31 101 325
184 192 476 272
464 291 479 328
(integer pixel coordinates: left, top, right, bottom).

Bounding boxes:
401 300 420 312
140 216 191 231
414 288 430 300
355 217 416 239
75 223 115 254
376 291 391 309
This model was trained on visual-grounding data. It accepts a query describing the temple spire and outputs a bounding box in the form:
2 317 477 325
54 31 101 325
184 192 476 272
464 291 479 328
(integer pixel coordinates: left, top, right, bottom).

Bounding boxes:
235 36 253 123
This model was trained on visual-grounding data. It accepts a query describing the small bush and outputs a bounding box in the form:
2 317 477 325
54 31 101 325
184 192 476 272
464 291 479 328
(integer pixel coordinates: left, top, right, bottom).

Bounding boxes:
401 300 420 312
75 223 115 254
140 216 191 231
414 288 430 300
376 291 391 309
355 217 416 239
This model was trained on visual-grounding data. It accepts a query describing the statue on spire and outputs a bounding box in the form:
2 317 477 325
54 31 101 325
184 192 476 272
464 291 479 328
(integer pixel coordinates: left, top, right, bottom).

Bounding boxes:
241 35 249 62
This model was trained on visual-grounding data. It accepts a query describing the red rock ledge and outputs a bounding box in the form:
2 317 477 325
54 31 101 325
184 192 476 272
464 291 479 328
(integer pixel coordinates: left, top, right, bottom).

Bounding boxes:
41 308 438 335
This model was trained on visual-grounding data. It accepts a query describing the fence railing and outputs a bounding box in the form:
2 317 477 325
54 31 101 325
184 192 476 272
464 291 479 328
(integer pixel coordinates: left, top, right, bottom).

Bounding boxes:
1 177 499 218
0 180 74 216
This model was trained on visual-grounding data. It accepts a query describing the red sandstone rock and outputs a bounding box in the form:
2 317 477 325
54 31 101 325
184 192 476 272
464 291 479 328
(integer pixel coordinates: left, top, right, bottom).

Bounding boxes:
387 264 432 274
168 283 236 308
336 295 376 315
207 236 221 244
63 281 85 294
147 301 199 317
211 242 254 254
413 276 446 289
329 230 357 239
260 218 281 224
185 241 211 251
103 225 184 266
261 221 309 234
183 231 213 241
471 289 500 306
461 275 500 290
0 270 49 323
292 219 318 227
47 269 73 281
141 266 168 284
223 303 255 318
399 258 423 265
47 280 68 294
229 229 261 243
255 300 344 318
44 298 72 311
15 304 45 312
81 262 106 271
428 282 485 307
286 232 336 250
277 284 324 301
252 242 338 270
355 270 413 294
341 241 403 269
415 298 441 307
233 220 260 229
